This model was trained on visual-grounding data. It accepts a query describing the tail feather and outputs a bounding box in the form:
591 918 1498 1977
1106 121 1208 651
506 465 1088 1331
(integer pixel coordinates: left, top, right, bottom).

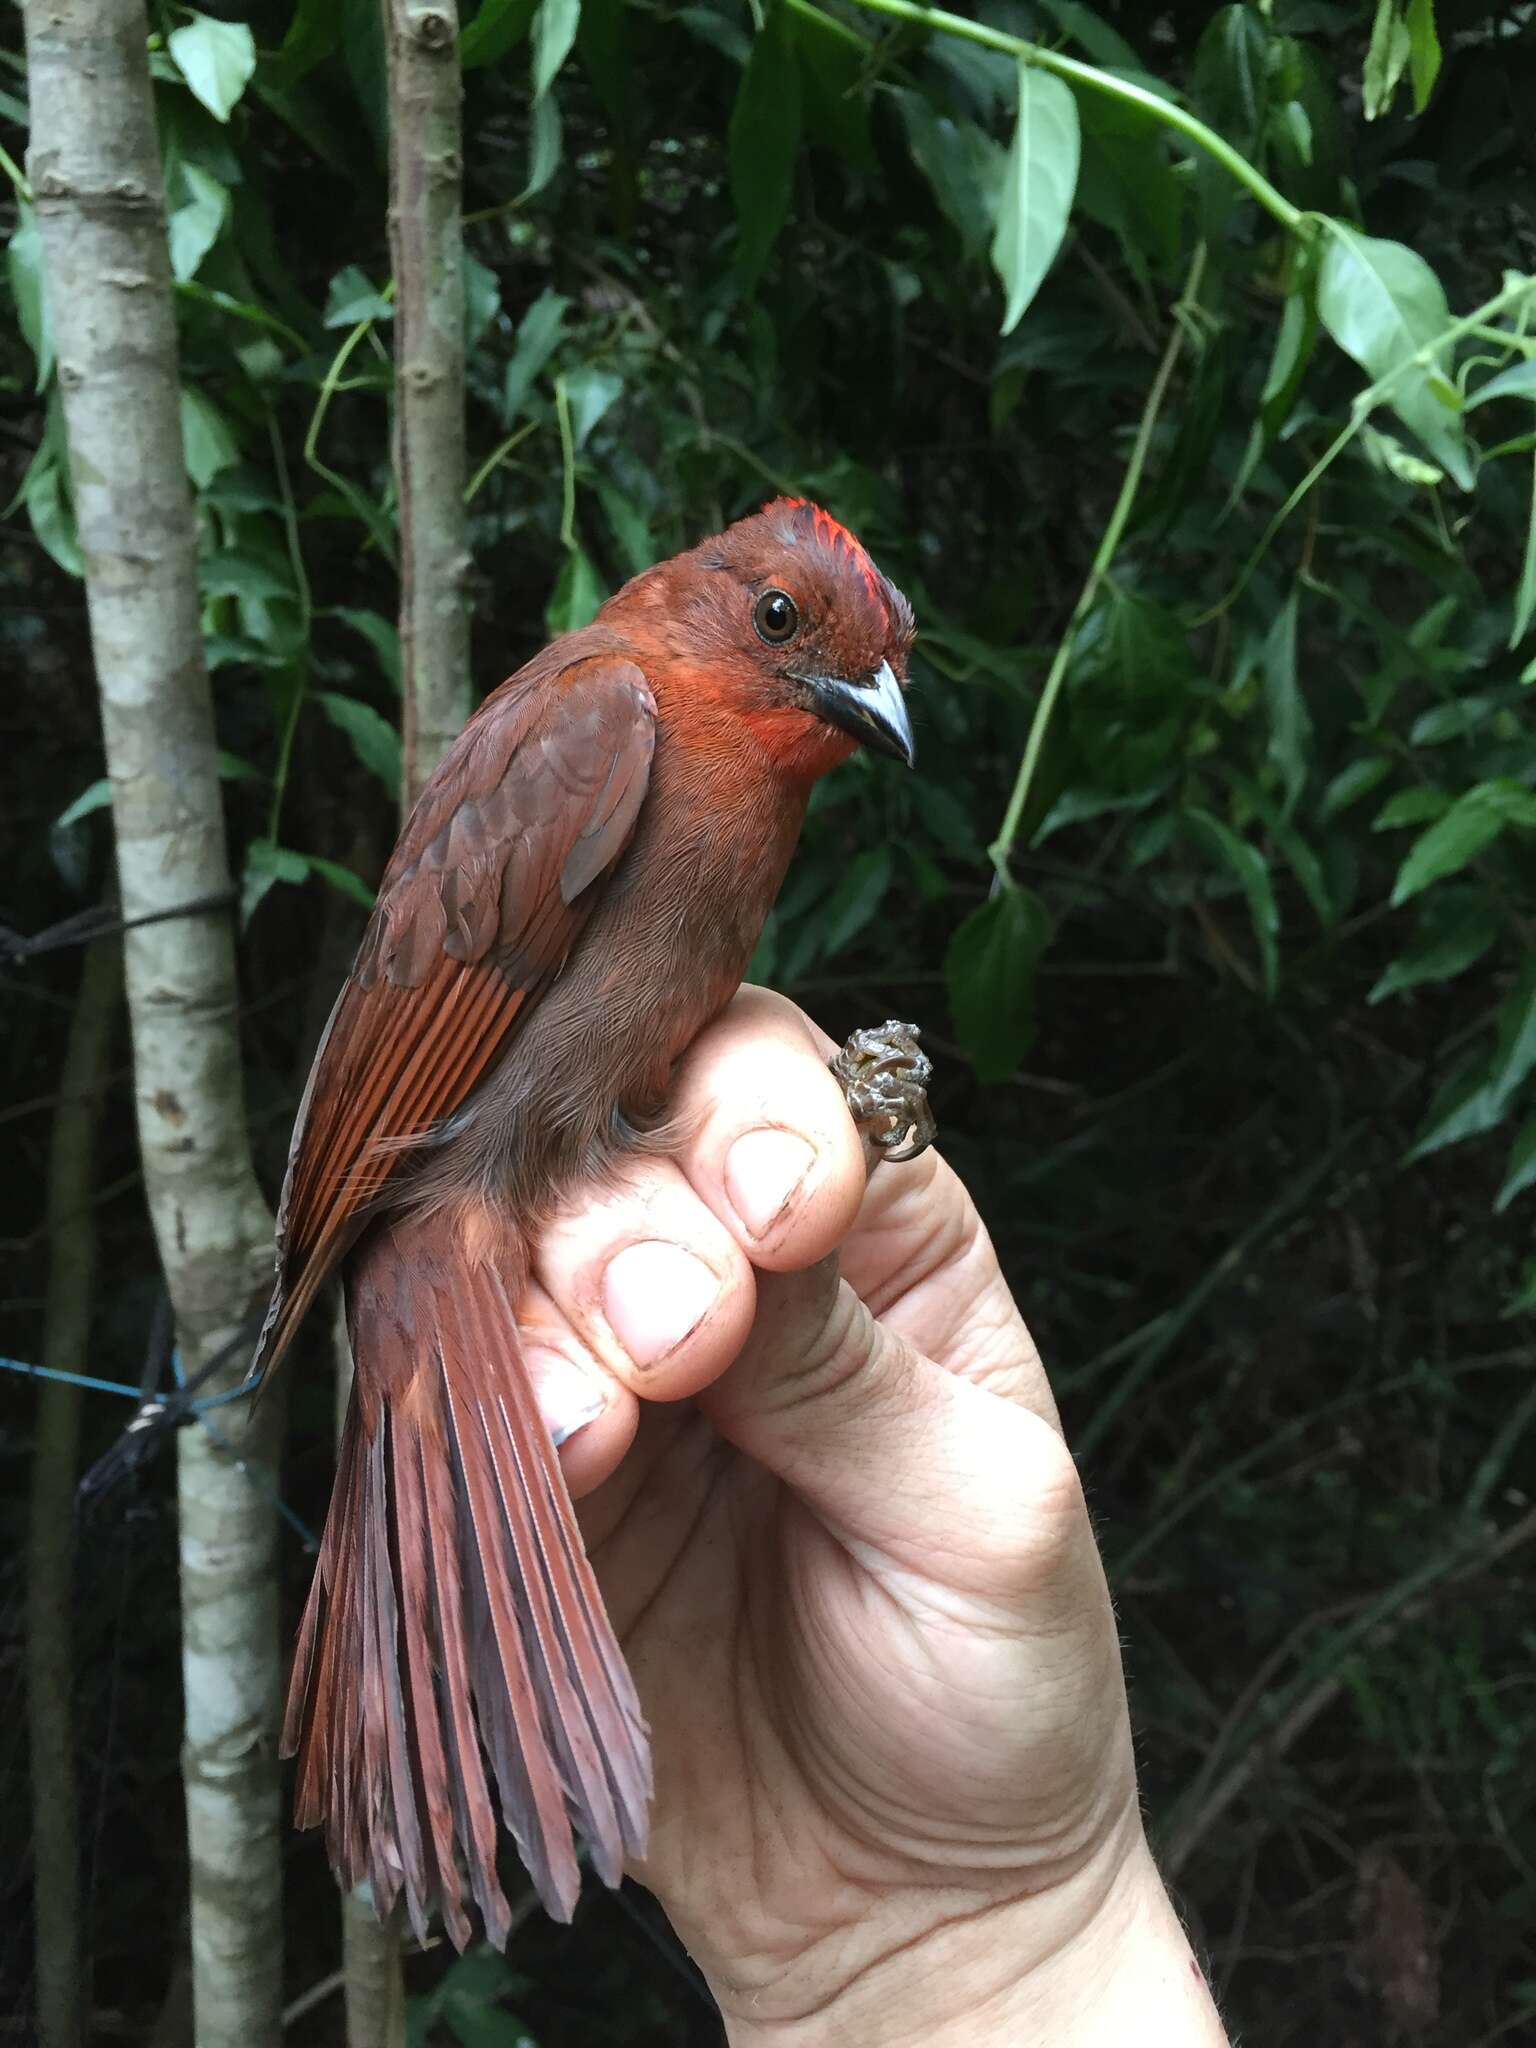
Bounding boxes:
451 1278 630 1870
281 1221 652 1946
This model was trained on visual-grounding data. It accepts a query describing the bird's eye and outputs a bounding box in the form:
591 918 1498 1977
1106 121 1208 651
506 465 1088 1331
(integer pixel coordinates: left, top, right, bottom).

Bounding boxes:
753 588 800 646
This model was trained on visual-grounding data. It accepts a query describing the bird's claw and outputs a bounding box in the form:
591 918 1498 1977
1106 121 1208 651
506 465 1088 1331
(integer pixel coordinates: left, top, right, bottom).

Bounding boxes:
830 1020 936 1164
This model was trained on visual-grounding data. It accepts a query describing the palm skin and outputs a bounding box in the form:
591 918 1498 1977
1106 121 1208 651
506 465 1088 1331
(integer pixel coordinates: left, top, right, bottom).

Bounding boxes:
519 989 1146 2037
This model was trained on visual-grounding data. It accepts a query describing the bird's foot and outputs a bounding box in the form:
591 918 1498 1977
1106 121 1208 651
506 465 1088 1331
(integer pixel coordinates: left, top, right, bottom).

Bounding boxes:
830 1021 936 1163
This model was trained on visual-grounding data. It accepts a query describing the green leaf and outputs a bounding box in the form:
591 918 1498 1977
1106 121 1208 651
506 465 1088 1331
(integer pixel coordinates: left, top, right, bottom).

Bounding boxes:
1362 425 1444 488
1035 1 1142 72
546 547 605 636
1503 1257 1536 1317
200 553 295 603
1236 777 1333 928
792 2 876 171
1192 4 1269 149
1494 1118 1536 1211
327 607 403 690
7 206 53 388
1513 453 1536 651
895 94 1000 261
1406 1048 1502 1161
946 886 1052 1083
597 484 653 577
306 853 377 910
1465 360 1536 409
516 0 579 197
820 846 893 958
1406 0 1441 113
1391 782 1536 905
678 5 750 65
316 691 402 797
55 779 113 830
1262 589 1310 813
324 265 394 328
180 387 240 489
270 0 343 83
524 92 563 199
563 365 623 451
1320 756 1391 822
1485 964 1536 1115
242 837 310 924
503 289 569 420
167 14 257 122
1374 785 1449 830
464 253 502 351
1409 693 1500 745
531 0 580 96
1185 808 1280 995
23 449 82 577
1368 890 1499 1002
990 65 1080 337
343 0 389 152
441 1995 535 2048
729 1 802 289
1362 0 1411 120
1316 225 1473 490
167 162 229 283
460 0 539 69
243 838 373 924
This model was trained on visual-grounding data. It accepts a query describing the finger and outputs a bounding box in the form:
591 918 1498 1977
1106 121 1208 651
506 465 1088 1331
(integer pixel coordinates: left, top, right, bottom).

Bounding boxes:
667 986 866 1273
532 1153 758 1405
691 988 1056 1425
842 1142 1059 1430
515 1278 639 1500
701 1259 1106 1621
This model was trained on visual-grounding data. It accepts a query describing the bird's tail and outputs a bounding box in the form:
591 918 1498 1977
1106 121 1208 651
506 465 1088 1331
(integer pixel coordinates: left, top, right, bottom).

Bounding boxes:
280 1214 651 1947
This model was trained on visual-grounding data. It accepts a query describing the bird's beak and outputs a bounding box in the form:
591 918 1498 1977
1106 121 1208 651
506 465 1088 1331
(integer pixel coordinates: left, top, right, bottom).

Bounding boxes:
805 658 915 766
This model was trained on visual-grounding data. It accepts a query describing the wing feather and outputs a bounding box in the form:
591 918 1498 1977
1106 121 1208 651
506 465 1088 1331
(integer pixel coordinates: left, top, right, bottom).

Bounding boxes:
256 651 656 1374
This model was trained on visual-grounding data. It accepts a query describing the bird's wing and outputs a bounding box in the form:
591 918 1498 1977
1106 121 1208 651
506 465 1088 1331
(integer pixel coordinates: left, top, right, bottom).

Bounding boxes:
255 652 657 1372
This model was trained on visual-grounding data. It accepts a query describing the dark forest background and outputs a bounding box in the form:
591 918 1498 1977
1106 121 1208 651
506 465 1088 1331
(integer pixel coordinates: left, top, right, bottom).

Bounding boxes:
3 1 1535 2041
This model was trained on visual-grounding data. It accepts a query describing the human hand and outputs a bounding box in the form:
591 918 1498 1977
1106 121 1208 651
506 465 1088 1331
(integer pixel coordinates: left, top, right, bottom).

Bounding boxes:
520 987 1227 2044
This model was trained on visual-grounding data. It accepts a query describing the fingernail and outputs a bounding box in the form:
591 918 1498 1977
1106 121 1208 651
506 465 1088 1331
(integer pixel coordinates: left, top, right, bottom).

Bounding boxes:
603 1242 720 1368
725 1129 817 1240
524 1345 607 1447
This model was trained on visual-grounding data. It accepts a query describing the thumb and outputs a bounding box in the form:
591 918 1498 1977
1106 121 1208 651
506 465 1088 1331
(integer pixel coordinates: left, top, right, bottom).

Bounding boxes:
699 1258 1101 1619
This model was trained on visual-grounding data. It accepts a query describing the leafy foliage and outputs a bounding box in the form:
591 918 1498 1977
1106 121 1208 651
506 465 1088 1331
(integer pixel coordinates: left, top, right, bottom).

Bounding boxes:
3 1 1535 2041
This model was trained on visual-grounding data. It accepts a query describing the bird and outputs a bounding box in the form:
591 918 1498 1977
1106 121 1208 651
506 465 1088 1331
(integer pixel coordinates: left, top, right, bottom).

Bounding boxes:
257 496 917 1950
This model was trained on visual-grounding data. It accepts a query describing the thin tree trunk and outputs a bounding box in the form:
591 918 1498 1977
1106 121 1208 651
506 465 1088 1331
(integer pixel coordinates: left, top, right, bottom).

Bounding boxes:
27 935 121 2048
385 0 473 813
333 10 473 2027
22 6 282 2044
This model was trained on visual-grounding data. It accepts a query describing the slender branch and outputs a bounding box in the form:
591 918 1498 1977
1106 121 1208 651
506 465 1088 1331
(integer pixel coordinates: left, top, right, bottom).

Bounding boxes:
990 244 1208 878
837 0 1306 236
385 0 473 813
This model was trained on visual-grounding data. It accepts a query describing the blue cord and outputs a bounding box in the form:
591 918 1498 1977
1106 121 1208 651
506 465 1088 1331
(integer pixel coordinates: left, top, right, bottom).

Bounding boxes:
4 1352 316 1551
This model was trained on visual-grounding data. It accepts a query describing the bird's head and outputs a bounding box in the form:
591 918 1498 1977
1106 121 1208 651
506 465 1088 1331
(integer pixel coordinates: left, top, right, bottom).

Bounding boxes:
612 497 916 781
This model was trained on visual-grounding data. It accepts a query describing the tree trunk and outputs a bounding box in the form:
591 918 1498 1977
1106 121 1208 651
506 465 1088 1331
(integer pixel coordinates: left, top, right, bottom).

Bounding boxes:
328 10 473 2027
27 935 121 2048
385 0 473 813
22 5 282 2043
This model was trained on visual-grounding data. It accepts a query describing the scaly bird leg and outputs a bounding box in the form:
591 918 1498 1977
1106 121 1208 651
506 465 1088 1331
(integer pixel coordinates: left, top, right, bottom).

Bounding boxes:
830 1020 936 1164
